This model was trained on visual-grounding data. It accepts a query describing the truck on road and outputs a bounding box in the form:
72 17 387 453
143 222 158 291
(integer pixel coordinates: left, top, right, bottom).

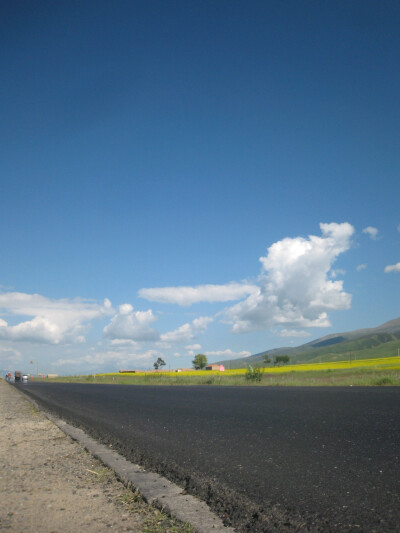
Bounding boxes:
15 370 22 382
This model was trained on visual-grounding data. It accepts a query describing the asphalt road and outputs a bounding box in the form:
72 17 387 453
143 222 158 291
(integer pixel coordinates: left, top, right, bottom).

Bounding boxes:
18 383 400 532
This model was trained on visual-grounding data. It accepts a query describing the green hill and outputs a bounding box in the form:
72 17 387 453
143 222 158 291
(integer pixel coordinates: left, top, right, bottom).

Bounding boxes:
217 318 400 369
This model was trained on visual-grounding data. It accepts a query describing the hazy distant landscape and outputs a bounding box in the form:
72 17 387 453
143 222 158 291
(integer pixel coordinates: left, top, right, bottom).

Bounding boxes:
35 317 400 387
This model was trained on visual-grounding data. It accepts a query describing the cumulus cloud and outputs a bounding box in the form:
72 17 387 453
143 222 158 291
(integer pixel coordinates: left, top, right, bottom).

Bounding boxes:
362 226 379 240
0 292 113 344
161 316 212 343
103 304 159 341
384 262 400 273
357 264 367 271
53 348 157 370
225 222 354 333
205 349 251 360
278 329 311 338
138 283 258 306
185 343 202 351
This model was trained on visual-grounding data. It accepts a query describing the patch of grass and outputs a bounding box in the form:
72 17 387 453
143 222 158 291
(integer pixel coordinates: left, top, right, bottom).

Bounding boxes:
142 508 194 533
83 459 193 532
116 489 194 532
118 489 142 507
86 465 113 483
372 376 395 386
28 403 40 415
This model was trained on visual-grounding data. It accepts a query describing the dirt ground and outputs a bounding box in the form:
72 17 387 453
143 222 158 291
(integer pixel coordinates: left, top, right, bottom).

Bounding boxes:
0 379 193 533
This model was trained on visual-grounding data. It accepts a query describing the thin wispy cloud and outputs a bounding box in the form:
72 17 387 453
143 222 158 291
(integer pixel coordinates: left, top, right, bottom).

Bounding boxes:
185 343 202 351
278 329 311 338
204 349 251 360
139 283 258 306
362 226 379 240
0 346 22 365
184 343 202 357
384 262 400 273
331 269 346 278
53 349 157 370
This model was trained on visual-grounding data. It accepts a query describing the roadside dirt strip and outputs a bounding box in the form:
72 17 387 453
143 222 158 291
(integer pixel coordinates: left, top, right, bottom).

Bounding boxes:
0 380 234 533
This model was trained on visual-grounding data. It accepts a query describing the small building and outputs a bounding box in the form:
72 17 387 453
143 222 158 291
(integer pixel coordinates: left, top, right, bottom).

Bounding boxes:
206 364 225 371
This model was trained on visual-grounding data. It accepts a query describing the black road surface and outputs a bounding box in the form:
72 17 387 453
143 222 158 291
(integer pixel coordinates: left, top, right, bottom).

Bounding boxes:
19 384 400 532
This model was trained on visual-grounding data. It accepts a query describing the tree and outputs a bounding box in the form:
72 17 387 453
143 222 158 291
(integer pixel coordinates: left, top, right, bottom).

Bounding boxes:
192 353 207 370
153 357 166 370
274 355 290 366
263 354 271 365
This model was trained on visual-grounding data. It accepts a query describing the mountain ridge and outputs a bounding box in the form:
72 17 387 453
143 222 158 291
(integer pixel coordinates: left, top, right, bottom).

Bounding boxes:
216 317 400 368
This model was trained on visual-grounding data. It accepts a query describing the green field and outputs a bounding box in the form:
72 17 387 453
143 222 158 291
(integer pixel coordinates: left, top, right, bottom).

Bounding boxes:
41 356 400 387
225 329 400 368
293 335 400 363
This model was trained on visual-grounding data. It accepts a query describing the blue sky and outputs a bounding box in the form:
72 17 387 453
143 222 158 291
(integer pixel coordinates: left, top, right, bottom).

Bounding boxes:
1 1 399 375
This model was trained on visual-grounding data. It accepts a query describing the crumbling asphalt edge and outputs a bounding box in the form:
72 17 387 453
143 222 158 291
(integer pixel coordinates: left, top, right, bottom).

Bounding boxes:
14 385 236 533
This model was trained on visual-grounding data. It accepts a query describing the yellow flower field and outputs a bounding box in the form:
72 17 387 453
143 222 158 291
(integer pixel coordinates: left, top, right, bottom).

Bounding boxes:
99 356 400 378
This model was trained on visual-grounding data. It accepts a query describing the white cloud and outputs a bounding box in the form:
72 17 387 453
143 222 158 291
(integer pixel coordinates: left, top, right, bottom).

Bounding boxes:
278 329 311 338
331 269 346 278
225 222 354 333
185 343 202 351
53 348 157 371
357 264 367 271
138 282 258 306
110 339 138 347
0 345 22 366
161 316 213 343
0 292 113 344
103 304 159 341
205 349 251 360
185 343 202 357
384 262 400 273
362 226 379 240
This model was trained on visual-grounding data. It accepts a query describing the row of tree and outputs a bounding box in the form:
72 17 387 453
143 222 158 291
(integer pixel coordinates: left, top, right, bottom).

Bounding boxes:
152 353 290 371
152 354 209 371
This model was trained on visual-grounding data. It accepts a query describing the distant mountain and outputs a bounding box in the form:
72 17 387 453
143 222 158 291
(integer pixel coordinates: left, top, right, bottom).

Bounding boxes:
217 317 400 369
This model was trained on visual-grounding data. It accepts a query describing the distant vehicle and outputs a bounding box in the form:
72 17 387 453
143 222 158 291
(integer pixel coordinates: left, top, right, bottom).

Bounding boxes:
22 375 28 383
15 370 22 382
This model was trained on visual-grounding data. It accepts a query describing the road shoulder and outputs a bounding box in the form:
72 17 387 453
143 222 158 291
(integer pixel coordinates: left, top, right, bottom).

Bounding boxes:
0 379 195 533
